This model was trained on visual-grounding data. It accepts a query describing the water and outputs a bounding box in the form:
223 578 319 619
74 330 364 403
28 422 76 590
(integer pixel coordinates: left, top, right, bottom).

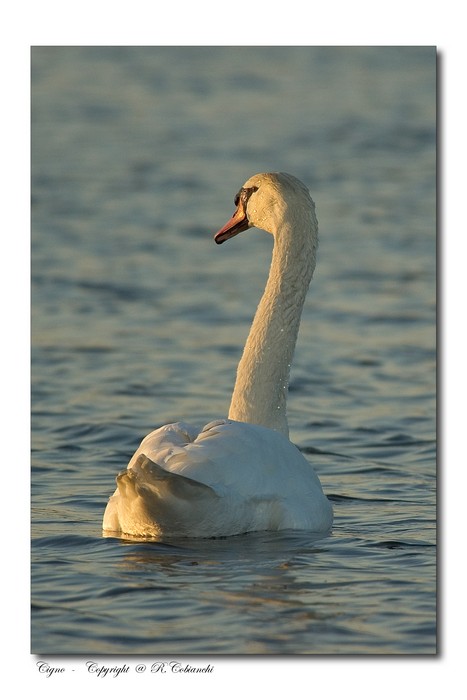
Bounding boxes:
31 46 436 655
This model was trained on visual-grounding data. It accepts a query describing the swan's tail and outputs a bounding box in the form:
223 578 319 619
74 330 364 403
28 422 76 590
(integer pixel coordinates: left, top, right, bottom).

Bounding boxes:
104 454 220 537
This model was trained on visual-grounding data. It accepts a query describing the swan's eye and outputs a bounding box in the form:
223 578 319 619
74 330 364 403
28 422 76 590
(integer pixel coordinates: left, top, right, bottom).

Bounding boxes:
234 185 258 208
243 186 258 200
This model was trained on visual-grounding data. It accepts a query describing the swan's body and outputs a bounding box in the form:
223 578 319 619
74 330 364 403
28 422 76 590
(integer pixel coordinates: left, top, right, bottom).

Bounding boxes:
103 172 333 538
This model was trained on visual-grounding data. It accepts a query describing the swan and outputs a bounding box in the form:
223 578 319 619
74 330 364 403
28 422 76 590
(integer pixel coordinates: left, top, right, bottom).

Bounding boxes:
102 172 333 538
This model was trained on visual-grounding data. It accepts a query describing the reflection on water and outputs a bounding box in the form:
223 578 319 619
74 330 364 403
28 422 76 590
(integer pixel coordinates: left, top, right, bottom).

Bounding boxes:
32 46 436 654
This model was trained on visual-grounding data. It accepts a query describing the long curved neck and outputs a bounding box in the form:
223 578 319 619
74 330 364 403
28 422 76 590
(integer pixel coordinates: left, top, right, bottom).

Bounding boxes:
228 210 317 437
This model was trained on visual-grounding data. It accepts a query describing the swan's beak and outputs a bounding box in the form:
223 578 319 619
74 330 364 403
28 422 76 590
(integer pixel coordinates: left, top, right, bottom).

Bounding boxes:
214 204 250 244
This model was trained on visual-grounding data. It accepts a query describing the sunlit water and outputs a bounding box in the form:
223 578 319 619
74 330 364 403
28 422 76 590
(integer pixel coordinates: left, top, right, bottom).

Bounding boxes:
31 46 436 655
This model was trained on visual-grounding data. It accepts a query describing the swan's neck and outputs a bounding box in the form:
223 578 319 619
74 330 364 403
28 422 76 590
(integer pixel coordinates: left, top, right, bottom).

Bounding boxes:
228 212 317 437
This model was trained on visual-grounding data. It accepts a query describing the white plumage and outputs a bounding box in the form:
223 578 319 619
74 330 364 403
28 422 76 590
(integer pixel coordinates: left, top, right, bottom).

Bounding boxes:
103 172 333 538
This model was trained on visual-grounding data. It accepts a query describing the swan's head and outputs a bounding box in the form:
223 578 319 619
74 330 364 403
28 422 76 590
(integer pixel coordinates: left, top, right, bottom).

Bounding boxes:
214 172 314 244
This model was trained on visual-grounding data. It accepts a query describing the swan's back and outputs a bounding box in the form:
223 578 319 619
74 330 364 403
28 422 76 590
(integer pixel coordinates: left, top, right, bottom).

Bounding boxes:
103 420 332 538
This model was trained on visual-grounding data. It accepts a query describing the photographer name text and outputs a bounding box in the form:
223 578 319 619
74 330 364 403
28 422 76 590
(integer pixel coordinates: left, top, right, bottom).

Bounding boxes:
36 661 214 678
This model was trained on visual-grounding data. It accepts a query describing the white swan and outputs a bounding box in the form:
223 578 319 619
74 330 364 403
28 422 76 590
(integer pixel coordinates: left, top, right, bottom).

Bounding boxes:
103 172 333 538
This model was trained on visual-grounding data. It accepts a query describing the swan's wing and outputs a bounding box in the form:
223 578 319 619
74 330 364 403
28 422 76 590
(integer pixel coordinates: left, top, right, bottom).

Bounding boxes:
119 453 218 501
135 419 318 498
104 448 220 537
128 421 234 493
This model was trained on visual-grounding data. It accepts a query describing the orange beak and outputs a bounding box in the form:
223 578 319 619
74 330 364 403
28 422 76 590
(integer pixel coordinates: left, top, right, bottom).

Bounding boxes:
214 200 250 244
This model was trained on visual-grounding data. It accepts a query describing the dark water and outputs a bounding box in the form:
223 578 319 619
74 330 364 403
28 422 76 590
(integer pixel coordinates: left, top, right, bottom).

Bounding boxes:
31 46 436 655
